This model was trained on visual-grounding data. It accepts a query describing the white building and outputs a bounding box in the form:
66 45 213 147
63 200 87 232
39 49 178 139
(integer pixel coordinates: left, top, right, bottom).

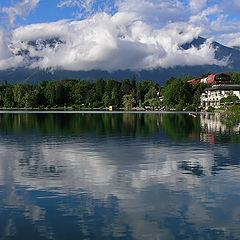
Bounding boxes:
201 84 240 108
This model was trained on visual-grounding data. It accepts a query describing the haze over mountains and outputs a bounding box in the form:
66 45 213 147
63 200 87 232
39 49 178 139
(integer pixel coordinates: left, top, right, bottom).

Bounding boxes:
0 36 240 86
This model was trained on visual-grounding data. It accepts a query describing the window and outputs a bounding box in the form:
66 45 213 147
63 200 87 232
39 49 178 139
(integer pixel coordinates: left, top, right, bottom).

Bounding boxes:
215 74 231 83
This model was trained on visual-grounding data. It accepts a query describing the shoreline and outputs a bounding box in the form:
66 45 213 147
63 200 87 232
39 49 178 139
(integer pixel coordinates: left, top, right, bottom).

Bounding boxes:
0 109 207 114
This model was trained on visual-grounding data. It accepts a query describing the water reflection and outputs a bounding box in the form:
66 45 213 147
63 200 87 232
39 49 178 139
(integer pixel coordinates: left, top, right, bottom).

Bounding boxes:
200 113 240 144
0 113 240 240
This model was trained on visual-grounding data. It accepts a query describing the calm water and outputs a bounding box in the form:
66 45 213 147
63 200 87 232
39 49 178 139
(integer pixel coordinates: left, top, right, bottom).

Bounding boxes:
0 112 240 240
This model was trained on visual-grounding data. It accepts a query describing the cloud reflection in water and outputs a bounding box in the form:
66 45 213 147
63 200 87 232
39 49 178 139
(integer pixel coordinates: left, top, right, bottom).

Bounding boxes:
0 113 240 239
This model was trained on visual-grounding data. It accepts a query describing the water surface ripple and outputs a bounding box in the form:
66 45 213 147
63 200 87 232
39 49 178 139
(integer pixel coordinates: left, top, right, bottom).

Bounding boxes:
0 113 239 240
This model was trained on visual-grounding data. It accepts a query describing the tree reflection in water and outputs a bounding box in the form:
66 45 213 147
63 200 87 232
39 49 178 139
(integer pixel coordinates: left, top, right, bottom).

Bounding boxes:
0 112 239 240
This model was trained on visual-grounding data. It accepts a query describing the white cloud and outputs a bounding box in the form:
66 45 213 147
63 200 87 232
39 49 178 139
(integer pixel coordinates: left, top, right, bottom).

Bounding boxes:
57 0 116 18
6 11 225 72
189 5 220 25
201 13 240 46
116 0 187 27
189 0 207 12
1 0 40 26
0 0 239 71
0 28 10 60
0 28 23 70
228 37 240 47
1 130 240 240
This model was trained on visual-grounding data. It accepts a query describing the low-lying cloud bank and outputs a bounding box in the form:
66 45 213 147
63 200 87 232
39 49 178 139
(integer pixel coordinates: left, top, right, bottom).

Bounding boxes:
0 13 226 71
0 0 235 71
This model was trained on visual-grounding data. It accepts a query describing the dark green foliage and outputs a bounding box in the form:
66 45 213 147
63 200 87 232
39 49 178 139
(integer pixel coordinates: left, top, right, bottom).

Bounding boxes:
0 76 204 110
120 79 132 96
131 75 136 93
227 105 240 113
182 74 195 82
163 76 209 110
201 72 212 78
70 80 95 106
3 86 14 108
220 94 239 104
163 78 192 109
122 94 136 110
227 72 240 84
96 78 106 101
136 80 154 105
143 85 161 107
207 106 215 112
0 72 238 110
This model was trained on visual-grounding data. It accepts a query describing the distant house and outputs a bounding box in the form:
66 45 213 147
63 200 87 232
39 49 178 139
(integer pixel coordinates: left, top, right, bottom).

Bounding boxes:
187 73 233 85
201 84 240 108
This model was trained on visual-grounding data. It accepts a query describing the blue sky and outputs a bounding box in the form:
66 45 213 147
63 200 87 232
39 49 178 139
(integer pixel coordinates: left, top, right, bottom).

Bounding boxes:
0 0 118 26
0 0 76 26
1 0 239 32
0 0 240 71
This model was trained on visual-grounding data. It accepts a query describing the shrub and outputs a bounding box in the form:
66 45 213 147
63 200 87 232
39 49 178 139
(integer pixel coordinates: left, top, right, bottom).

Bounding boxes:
207 106 215 112
185 104 195 111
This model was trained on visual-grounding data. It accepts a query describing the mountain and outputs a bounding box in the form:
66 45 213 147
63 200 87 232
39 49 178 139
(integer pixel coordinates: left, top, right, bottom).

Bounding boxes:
1 37 240 86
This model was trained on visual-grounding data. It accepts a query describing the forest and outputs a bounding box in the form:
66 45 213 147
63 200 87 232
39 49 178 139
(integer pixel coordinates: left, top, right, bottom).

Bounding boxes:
0 72 240 110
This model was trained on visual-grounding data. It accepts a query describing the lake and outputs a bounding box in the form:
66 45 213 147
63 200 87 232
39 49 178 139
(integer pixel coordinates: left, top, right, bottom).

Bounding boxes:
0 112 240 240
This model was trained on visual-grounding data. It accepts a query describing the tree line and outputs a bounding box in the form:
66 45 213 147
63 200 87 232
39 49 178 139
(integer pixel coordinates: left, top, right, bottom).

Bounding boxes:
0 72 239 110
0 76 161 110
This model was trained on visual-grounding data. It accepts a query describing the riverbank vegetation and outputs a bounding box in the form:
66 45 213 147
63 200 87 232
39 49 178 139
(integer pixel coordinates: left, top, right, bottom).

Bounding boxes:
0 75 207 110
0 71 240 111
0 77 155 109
221 105 240 126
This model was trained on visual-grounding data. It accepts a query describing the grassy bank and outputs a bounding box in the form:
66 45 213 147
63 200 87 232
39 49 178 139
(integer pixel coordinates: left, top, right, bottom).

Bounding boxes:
220 105 240 127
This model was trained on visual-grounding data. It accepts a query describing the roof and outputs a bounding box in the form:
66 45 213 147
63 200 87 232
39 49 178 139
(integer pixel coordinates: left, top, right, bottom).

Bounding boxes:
214 73 230 76
187 73 232 84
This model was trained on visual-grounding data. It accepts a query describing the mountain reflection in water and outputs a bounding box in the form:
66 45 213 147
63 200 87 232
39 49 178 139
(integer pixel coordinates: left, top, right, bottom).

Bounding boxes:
0 112 240 240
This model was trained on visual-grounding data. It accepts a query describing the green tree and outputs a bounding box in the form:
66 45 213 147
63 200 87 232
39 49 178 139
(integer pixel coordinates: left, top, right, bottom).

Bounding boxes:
165 77 177 86
45 82 56 106
3 86 14 108
122 94 136 110
145 86 158 101
55 82 65 106
102 92 111 107
220 94 239 104
149 98 161 107
0 86 5 106
96 78 106 101
136 80 154 106
182 74 195 82
143 86 160 107
120 79 132 96
13 84 34 108
23 91 38 108
131 75 137 94
111 87 120 106
105 79 120 96
86 88 97 107
136 82 142 107
70 81 94 106
229 72 240 84
163 78 192 109
201 72 212 78
103 79 121 106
